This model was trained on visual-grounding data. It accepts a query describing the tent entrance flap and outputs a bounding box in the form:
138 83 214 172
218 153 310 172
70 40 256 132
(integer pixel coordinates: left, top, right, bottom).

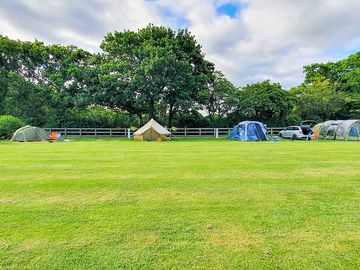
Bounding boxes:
255 124 267 140
143 128 160 141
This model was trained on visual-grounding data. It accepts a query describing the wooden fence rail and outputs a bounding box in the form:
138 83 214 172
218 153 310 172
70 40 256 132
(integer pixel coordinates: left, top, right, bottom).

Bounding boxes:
44 127 285 138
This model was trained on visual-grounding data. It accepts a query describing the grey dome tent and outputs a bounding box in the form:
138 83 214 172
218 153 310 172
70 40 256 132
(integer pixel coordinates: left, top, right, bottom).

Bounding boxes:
318 120 360 140
11 125 50 142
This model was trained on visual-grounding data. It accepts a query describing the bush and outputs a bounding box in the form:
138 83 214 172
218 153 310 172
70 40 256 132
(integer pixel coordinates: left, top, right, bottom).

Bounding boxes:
175 111 210 127
44 106 140 128
0 115 25 139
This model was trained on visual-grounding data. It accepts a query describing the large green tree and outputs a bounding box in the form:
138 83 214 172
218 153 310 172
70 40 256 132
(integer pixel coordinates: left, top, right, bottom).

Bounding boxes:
205 71 237 126
304 51 360 93
98 24 214 125
0 35 94 126
228 80 294 126
0 36 50 121
302 51 360 120
290 79 346 122
3 72 50 125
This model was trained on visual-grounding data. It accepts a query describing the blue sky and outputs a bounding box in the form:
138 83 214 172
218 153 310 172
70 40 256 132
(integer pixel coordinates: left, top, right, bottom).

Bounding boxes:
216 2 243 18
1 0 360 88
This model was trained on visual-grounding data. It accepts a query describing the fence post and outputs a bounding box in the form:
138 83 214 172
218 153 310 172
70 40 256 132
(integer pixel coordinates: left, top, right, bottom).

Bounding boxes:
95 128 97 138
215 128 219 138
184 127 187 137
79 128 82 138
64 128 67 138
270 128 273 137
110 129 112 137
127 128 131 139
199 128 202 136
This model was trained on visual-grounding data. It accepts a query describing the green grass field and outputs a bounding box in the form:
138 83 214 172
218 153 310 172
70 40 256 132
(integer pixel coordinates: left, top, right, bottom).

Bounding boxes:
1 139 360 269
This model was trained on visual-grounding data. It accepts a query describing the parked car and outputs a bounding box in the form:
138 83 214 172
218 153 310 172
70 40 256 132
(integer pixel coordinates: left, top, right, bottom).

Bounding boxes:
279 126 309 140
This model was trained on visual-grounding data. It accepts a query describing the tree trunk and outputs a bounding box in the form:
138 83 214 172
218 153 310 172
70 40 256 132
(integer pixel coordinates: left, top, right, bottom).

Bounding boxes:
137 113 143 125
149 98 155 120
168 103 175 127
207 106 214 126
209 113 214 126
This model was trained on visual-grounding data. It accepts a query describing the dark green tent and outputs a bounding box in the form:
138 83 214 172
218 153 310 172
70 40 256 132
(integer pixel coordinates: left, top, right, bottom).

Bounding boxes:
11 125 50 142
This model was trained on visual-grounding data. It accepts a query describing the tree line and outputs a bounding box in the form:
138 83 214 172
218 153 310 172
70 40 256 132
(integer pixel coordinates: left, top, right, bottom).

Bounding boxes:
1 24 359 128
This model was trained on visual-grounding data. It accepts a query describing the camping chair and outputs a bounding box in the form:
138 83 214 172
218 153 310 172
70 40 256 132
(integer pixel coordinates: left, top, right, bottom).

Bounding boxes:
56 133 62 141
50 132 61 141
311 130 320 141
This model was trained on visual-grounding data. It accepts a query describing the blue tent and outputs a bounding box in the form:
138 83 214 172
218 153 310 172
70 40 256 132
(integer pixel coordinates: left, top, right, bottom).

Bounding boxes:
228 121 268 141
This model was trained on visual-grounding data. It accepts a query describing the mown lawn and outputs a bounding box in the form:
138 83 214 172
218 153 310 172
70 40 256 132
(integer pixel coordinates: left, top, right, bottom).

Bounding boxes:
1 139 360 269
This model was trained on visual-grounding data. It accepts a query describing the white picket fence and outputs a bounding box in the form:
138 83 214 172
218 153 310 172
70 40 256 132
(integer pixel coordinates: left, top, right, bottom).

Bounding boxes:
44 127 285 138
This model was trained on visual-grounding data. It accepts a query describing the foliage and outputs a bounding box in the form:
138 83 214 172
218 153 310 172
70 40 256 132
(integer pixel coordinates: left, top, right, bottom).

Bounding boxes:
342 93 360 119
304 51 360 94
290 79 346 122
0 115 25 139
98 24 214 125
228 80 294 126
302 52 360 121
205 71 237 126
173 110 210 127
0 35 94 127
3 72 50 126
1 28 360 128
63 106 139 128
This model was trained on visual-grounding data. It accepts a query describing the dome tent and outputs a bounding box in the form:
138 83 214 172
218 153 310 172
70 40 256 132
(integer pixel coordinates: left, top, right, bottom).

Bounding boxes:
134 118 171 141
318 120 360 140
228 121 268 141
11 125 50 142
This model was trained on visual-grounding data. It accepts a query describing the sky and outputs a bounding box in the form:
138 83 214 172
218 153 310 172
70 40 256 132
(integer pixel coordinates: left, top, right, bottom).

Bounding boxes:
1 0 360 89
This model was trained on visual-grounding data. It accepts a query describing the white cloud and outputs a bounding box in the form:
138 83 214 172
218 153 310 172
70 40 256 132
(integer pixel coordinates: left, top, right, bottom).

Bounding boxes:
0 0 165 51
1 0 360 88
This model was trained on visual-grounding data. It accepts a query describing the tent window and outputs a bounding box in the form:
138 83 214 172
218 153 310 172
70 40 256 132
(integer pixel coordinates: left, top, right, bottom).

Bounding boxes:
247 124 256 137
349 126 359 137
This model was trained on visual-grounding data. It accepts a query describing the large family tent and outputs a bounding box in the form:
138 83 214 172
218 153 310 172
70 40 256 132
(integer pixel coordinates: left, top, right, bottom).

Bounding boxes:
228 121 268 141
11 125 50 142
318 120 360 140
134 118 171 141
